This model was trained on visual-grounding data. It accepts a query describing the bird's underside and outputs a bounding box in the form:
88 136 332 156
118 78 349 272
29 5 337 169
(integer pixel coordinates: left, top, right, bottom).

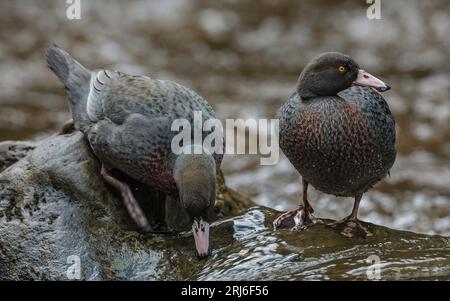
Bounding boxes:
291 151 390 197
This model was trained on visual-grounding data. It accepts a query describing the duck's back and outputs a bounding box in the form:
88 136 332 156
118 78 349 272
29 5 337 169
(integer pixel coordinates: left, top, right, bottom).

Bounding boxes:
278 86 396 196
86 71 215 123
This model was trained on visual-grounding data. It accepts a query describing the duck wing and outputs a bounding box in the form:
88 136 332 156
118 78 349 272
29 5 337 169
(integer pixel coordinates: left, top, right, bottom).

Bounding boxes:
86 111 175 189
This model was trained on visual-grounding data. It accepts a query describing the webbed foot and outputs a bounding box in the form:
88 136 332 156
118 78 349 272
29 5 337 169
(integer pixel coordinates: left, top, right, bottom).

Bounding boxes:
328 217 373 238
273 205 321 231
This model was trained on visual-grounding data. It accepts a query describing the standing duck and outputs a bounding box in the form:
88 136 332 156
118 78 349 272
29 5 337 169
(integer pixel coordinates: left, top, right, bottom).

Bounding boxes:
46 46 222 257
274 52 396 237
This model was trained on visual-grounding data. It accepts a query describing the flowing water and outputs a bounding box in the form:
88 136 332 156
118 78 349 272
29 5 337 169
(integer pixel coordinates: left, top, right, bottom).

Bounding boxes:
0 0 449 238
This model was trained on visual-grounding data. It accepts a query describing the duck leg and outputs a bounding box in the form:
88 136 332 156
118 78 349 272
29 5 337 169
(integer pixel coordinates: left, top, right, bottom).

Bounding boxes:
328 193 373 238
100 165 175 234
273 179 320 230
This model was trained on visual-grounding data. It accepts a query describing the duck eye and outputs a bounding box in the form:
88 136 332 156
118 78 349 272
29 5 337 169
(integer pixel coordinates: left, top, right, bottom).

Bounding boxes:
338 66 346 73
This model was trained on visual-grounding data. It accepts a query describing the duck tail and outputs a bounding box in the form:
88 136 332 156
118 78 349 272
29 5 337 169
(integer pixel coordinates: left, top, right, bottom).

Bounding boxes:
45 45 91 131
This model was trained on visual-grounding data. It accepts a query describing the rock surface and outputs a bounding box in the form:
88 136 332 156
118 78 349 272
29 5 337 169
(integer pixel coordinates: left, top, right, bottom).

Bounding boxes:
0 131 449 280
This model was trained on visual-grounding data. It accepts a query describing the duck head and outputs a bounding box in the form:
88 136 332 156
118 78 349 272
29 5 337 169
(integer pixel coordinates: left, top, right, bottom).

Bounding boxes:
173 150 216 259
296 52 390 99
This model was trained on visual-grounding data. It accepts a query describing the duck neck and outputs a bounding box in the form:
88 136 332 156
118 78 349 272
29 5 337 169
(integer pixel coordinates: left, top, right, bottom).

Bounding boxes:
173 151 217 214
296 84 319 100
173 150 216 192
296 71 321 100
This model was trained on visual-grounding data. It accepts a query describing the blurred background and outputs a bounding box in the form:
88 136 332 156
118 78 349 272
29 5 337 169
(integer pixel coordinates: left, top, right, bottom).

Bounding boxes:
0 0 448 235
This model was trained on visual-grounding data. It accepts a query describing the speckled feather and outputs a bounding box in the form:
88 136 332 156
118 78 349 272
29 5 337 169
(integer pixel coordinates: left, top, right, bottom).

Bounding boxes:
277 86 396 197
85 70 223 194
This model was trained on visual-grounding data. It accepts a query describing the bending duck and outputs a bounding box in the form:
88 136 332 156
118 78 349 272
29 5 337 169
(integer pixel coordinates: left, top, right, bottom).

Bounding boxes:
46 46 222 257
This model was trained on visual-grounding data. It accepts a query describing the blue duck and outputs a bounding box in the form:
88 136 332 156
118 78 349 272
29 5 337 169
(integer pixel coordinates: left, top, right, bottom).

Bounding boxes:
274 52 396 237
45 46 222 257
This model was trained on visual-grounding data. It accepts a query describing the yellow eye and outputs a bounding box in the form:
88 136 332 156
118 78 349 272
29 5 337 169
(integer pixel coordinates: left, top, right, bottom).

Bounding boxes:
338 66 346 73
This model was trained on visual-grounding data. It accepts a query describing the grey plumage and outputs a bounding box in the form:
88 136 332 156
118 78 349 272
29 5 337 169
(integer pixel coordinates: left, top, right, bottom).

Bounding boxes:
84 73 222 194
46 46 222 195
46 46 222 254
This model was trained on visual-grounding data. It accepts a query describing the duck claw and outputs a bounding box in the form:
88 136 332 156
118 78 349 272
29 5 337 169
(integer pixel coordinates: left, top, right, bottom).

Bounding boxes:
273 205 318 231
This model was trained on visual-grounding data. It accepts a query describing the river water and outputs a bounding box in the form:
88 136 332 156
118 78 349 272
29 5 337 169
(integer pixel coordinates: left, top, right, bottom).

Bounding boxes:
0 0 448 235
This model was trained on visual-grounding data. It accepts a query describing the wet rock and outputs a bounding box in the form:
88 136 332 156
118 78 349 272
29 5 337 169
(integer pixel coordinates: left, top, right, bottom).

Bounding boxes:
198 208 450 280
0 129 252 280
0 131 449 280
